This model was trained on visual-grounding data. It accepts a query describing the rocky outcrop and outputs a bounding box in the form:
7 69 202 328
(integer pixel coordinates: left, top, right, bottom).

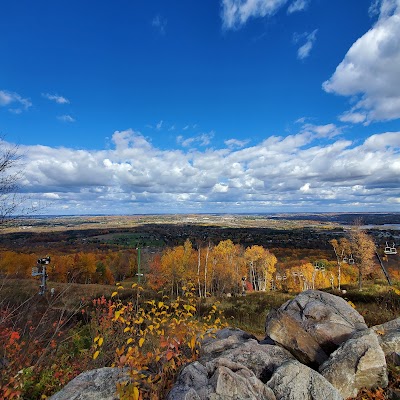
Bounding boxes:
51 290 399 400
319 329 388 399
265 290 368 367
169 291 395 400
49 367 126 400
168 325 343 400
372 317 400 363
168 328 295 399
268 360 342 400
168 358 277 400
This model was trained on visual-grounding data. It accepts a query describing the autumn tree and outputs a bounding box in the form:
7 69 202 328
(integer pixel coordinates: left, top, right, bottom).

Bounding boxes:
146 254 168 291
211 240 246 295
244 245 277 291
348 227 376 290
160 239 197 296
330 238 351 290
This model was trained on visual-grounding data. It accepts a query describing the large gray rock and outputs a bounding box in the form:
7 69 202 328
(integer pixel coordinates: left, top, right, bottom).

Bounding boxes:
49 367 125 400
200 327 258 360
167 359 276 400
319 329 388 399
265 310 328 367
205 341 294 383
201 327 258 346
372 317 400 362
208 359 276 400
267 360 342 400
168 329 293 399
166 361 210 399
265 290 368 366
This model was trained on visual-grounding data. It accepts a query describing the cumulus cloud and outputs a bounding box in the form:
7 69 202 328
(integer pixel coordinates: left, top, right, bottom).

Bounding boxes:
339 112 367 124
13 126 400 214
300 123 342 138
43 193 61 199
0 90 32 113
323 0 400 123
294 29 318 60
42 93 70 104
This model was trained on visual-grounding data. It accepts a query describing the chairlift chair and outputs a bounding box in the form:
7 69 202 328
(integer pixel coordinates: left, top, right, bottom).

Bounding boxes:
348 254 355 265
342 256 349 264
390 243 397 255
384 242 393 255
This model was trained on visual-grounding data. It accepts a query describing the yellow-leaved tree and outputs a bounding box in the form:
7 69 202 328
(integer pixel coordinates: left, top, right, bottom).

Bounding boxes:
244 245 277 291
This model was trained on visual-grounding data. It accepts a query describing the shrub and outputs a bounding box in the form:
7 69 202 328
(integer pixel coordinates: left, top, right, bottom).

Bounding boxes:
93 283 227 399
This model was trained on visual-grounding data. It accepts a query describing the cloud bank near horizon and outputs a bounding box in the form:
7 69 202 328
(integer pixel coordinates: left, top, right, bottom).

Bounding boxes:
12 127 400 214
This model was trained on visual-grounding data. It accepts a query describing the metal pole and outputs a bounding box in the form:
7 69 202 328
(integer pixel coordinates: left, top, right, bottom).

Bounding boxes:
41 265 47 295
375 251 392 286
332 246 341 291
137 247 141 284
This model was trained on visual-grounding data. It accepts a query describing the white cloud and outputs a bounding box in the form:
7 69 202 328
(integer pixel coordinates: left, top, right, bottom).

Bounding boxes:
323 0 400 123
14 127 400 214
178 131 214 147
339 112 367 124
363 131 400 149
300 182 311 192
42 93 70 104
225 138 250 148
288 0 310 14
57 114 75 122
0 90 32 113
43 192 61 199
221 0 288 30
295 29 318 60
152 15 167 35
294 116 310 124
301 123 342 138
156 120 163 130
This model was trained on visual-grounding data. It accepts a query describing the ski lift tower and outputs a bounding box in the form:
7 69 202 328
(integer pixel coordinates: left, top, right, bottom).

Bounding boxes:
31 256 51 295
375 242 395 286
136 245 143 284
331 246 342 291
312 261 325 290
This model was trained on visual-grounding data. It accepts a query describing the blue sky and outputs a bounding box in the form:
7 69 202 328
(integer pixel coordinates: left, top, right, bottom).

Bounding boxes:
0 0 399 215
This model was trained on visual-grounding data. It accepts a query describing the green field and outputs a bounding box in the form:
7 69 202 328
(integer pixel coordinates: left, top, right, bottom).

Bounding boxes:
89 232 165 248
